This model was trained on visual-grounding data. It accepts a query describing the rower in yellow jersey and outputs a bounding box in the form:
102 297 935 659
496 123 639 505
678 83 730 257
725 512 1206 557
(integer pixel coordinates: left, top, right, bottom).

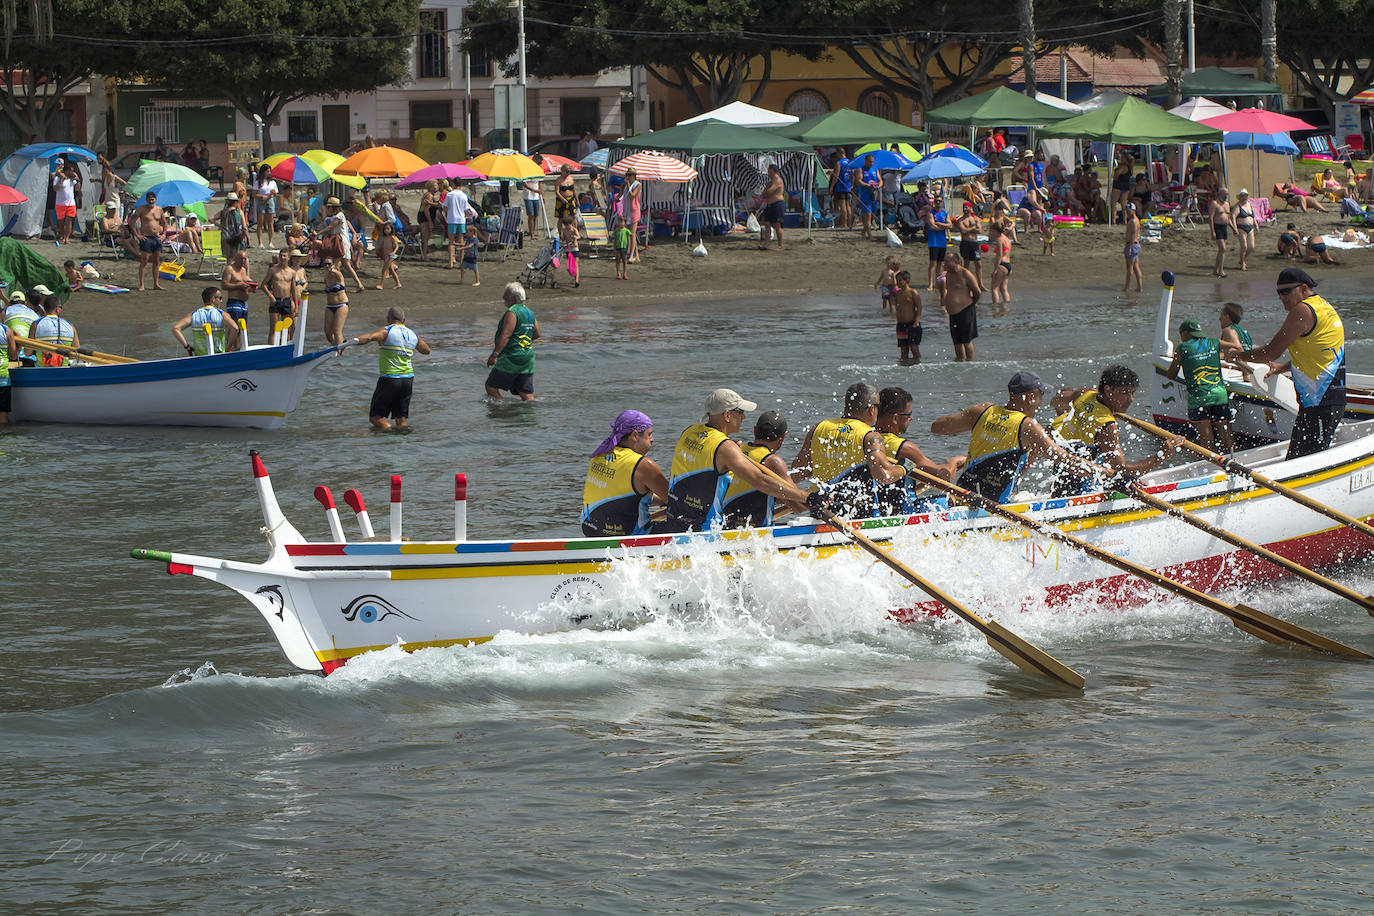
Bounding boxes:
931 370 1111 502
872 386 963 515
720 410 793 528
791 381 909 517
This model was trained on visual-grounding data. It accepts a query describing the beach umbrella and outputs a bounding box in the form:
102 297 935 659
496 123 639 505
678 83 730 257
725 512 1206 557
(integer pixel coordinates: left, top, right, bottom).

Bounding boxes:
851 148 913 171
464 149 543 180
609 150 697 182
1354 89 1374 105
903 156 984 182
537 154 583 174
12 142 96 162
928 141 970 153
1201 108 1314 135
296 149 366 189
0 184 27 204
334 145 430 178
396 162 487 188
137 179 214 207
1168 97 1232 122
1223 131 1300 155
256 152 294 169
270 155 332 184
924 146 989 168
125 161 209 197
580 148 609 169
855 142 923 161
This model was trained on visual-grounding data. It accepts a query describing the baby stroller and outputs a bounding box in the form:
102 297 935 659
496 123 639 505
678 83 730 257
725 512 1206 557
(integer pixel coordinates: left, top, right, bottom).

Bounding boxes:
518 240 558 288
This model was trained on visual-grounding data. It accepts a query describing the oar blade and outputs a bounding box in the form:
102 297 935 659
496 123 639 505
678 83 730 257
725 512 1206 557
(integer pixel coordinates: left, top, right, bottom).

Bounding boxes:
1230 604 1372 659
984 620 1086 689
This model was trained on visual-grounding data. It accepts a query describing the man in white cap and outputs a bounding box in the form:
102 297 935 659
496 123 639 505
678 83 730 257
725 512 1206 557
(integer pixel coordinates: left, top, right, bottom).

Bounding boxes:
661 388 812 532
931 370 1110 502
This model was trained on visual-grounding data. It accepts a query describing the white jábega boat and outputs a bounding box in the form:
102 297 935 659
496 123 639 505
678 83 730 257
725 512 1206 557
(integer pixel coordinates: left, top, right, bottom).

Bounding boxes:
10 343 338 429
1148 270 1374 445
134 435 1374 676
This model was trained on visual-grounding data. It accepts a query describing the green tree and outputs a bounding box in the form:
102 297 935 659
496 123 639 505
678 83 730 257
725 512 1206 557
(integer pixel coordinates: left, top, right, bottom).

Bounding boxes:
0 0 119 141
1204 0 1374 121
462 0 833 114
140 0 421 153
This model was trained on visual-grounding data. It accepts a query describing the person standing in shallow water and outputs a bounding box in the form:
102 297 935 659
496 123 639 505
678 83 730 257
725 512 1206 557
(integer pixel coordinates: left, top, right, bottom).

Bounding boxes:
350 306 431 431
485 282 540 402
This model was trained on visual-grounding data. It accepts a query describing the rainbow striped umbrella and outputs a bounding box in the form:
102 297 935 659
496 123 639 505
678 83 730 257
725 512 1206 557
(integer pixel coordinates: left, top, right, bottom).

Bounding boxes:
270 155 332 184
1352 89 1374 105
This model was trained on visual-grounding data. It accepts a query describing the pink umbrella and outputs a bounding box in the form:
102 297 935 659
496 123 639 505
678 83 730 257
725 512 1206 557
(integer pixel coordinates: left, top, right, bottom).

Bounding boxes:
536 154 582 174
0 184 27 204
396 162 487 188
1200 108 1314 134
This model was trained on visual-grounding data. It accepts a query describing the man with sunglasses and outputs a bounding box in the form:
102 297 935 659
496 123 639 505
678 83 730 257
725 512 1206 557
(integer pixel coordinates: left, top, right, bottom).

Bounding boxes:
1226 267 1346 459
872 386 963 515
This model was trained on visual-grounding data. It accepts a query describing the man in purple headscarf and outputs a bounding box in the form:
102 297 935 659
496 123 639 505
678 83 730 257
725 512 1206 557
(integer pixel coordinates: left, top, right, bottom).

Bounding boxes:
580 409 671 537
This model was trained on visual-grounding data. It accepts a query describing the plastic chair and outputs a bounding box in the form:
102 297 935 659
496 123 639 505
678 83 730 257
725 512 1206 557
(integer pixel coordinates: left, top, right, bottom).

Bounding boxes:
196 229 226 278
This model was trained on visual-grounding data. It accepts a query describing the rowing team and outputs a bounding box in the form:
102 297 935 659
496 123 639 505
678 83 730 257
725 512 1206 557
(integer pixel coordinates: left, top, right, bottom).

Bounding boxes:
580 369 1188 537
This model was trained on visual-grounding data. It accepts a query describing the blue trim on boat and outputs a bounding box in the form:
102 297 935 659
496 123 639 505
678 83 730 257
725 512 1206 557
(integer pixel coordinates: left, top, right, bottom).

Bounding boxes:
10 345 338 388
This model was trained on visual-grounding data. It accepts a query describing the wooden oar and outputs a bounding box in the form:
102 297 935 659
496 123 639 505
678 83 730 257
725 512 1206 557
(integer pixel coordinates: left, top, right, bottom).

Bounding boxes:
1124 481 1374 614
905 467 1371 660
815 506 1085 689
1118 412 1374 543
14 335 129 366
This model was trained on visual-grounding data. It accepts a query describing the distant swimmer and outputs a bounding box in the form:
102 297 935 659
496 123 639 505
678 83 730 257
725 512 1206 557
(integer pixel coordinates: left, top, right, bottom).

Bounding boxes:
662 388 811 532
580 410 670 537
1049 365 1181 497
348 306 431 431
791 381 909 518
720 409 793 528
931 370 1110 502
172 287 240 356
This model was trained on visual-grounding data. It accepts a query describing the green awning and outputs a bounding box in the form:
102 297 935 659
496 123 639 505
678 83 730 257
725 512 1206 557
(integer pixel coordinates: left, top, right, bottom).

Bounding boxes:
1039 97 1223 145
925 87 1074 127
611 119 813 155
1145 66 1281 100
774 108 931 146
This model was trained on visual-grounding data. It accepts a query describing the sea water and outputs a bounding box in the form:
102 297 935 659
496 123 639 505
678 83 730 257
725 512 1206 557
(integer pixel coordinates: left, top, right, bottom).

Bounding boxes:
3 273 1374 913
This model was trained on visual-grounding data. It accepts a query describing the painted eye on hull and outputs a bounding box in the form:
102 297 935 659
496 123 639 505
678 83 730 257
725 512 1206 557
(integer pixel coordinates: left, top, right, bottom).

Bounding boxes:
341 594 416 623
227 377 258 392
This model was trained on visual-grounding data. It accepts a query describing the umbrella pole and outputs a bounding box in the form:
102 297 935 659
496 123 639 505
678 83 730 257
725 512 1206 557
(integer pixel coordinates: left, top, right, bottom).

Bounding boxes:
1107 142 1114 226
806 154 813 242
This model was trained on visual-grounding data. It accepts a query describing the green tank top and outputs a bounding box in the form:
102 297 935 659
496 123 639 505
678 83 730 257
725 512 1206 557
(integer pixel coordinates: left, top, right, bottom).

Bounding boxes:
493 304 536 374
1178 337 1228 408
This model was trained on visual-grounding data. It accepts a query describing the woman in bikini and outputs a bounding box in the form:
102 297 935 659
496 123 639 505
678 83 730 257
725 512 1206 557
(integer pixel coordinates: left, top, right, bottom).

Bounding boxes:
989 219 1013 314
320 257 349 346
1209 187 1235 277
1231 189 1256 271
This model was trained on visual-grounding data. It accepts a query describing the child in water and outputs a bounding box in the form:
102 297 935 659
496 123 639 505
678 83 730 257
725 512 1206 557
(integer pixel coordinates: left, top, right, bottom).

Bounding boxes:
874 255 900 310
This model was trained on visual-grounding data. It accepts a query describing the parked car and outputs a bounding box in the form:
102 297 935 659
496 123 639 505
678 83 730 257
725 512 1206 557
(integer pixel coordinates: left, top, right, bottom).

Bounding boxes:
527 135 615 162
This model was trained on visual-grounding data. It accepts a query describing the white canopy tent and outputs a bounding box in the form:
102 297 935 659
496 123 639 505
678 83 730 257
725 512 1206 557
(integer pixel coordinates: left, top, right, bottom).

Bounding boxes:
1168 97 1231 121
678 101 799 130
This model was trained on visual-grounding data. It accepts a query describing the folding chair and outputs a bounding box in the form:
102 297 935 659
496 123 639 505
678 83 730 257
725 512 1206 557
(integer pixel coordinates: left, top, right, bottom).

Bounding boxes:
579 211 610 256
1304 136 1335 160
495 206 523 261
196 229 226 278
1173 186 1201 228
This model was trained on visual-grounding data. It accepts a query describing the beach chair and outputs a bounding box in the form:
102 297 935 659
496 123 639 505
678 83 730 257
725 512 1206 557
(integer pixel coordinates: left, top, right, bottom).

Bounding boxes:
579 211 610 256
493 206 523 261
1304 136 1336 160
1251 197 1277 226
196 229 226 278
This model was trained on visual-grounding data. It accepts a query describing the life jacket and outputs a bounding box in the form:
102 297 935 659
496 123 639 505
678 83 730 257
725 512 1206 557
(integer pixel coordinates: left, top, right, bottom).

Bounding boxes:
1289 295 1346 408
721 442 775 528
666 423 731 531
957 405 1029 502
580 446 651 537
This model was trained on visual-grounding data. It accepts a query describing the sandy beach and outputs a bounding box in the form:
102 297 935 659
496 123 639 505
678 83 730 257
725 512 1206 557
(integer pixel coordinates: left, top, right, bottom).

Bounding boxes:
21 196 1370 354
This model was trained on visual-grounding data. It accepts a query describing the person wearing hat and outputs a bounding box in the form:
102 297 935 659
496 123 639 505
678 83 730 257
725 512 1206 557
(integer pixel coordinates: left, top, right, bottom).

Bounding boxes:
662 389 812 532
872 386 964 515
1167 318 1234 452
321 196 365 293
1050 365 1184 497
171 287 239 356
5 288 40 354
791 382 911 518
1232 189 1256 271
1226 267 1347 459
217 192 248 258
29 294 78 367
720 409 794 528
1121 201 1142 292
931 370 1109 502
581 410 670 537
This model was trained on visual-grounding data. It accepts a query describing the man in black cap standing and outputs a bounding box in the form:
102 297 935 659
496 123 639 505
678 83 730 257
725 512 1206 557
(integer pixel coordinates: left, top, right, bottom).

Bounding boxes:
1226 267 1347 459
931 370 1110 502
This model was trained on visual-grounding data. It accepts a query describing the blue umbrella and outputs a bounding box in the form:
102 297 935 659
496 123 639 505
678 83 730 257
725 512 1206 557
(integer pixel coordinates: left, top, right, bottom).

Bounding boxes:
138 179 214 207
580 148 609 169
925 145 989 168
1223 130 1299 155
858 148 914 171
903 156 985 181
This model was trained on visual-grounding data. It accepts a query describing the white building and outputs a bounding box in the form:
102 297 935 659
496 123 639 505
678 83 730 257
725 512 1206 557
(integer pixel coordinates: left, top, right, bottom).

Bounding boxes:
235 0 647 155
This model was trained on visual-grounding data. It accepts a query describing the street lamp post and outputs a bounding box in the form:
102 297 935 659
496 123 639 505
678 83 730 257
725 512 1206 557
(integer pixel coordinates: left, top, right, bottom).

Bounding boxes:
516 0 527 152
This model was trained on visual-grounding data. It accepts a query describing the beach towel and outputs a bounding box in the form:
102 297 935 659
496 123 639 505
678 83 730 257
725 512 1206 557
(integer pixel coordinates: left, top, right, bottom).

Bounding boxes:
83 281 131 294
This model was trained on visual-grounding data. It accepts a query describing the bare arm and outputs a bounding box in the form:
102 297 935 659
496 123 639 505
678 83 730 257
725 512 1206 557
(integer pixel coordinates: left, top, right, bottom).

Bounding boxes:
171 315 193 351
1165 351 1182 380
719 440 810 510
931 403 989 437
896 439 961 480
1237 303 1313 365
1023 419 1109 481
633 457 670 505
1095 421 1179 478
863 430 906 485
963 269 980 306
790 424 816 479
531 319 541 342
487 312 515 366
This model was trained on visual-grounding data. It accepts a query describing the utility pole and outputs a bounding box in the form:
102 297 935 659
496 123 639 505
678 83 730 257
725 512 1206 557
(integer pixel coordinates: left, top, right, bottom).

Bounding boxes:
1186 0 1196 73
516 0 528 152
1019 0 1037 98
1165 0 1183 108
1260 0 1277 84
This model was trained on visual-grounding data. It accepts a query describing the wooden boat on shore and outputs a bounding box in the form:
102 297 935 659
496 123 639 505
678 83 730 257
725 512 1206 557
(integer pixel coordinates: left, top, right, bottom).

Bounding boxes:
10 342 339 429
133 430 1374 676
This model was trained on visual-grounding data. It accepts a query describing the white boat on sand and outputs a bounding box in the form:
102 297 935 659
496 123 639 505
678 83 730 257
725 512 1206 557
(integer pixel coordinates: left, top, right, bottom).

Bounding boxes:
134 432 1374 678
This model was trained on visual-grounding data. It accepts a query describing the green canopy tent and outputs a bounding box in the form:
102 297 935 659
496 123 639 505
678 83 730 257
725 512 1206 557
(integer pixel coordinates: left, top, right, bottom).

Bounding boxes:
926 86 1075 127
612 119 816 241
774 110 931 235
1145 67 1282 101
1041 97 1224 222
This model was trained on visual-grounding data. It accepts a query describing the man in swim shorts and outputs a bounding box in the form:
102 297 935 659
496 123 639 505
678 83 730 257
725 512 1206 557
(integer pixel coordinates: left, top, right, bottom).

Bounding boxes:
956 203 984 291
760 163 786 250
890 270 922 362
939 250 980 362
220 249 254 335
132 190 166 292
